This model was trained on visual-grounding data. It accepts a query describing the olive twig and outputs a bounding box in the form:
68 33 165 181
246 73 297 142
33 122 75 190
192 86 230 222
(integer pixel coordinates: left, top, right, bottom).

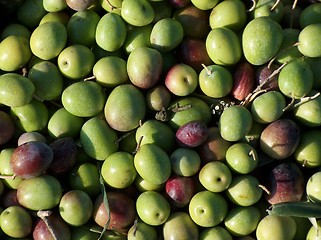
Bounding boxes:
309 217 321 237
0 174 16 180
282 93 296 112
302 159 308 168
132 217 139 237
249 150 257 161
241 61 288 106
115 130 135 145
97 162 110 240
106 0 117 10
247 0 256 12
245 135 255 143
89 226 102 234
170 103 192 112
258 184 271 195
37 210 59 240
292 0 298 9
83 75 96 81
240 89 267 106
22 67 28 77
260 61 288 91
155 107 169 122
155 103 192 122
293 92 321 108
201 63 212 75
267 44 299 69
48 100 63 108
283 92 321 112
270 0 280 11
33 95 44 102
294 41 300 46
133 135 144 154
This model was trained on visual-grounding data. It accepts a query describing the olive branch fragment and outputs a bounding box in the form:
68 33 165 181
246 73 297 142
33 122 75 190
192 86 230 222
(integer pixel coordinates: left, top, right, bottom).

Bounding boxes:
115 129 136 145
87 225 123 239
247 0 298 29
22 67 28 77
240 61 288 106
132 217 139 237
97 162 111 240
271 0 298 11
247 0 256 12
133 135 144 154
37 210 59 240
249 149 257 161
282 92 321 112
258 184 271 195
247 0 298 12
155 103 192 122
105 0 118 11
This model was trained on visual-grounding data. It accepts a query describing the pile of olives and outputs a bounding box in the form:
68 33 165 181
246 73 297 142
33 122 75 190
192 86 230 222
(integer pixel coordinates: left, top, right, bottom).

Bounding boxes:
1 0 321 239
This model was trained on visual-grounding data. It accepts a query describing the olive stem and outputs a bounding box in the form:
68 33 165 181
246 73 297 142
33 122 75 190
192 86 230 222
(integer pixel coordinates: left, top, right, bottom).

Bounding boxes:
170 103 192 113
247 0 256 12
293 42 300 47
106 0 117 10
245 135 255 142
97 163 111 240
282 93 296 112
155 103 192 122
308 217 320 236
0 174 16 180
241 61 288 106
267 44 298 68
37 210 59 240
22 67 28 77
286 3 299 28
270 0 280 11
133 136 144 154
292 0 298 9
33 95 44 102
115 130 135 144
83 75 96 81
262 61 288 90
293 92 321 108
258 184 271 195
201 63 212 75
48 100 63 108
89 227 102 234
155 107 169 122
249 150 257 161
283 92 321 112
240 89 267 106
132 217 139 237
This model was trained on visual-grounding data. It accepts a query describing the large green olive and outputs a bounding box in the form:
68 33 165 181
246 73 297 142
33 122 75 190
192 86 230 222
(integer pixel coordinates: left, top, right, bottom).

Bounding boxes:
242 16 283 65
104 84 146 132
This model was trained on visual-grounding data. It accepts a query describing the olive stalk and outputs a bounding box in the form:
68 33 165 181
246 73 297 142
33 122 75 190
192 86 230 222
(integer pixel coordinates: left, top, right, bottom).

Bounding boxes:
155 103 192 122
105 0 118 10
97 162 111 240
283 92 321 112
240 61 289 106
37 210 59 240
